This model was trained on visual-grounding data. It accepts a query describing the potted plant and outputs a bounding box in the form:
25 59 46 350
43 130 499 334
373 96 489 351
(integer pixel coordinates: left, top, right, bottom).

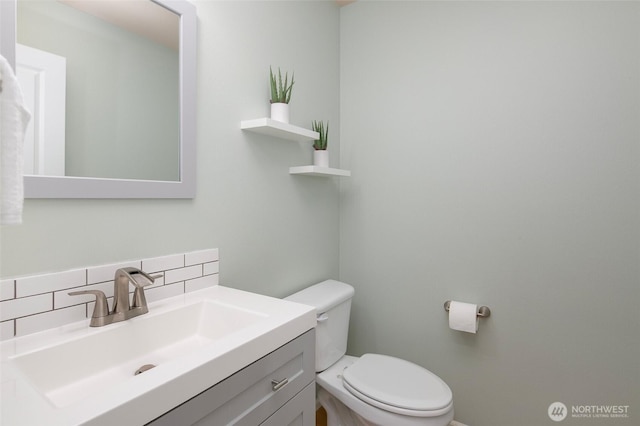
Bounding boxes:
312 120 329 167
270 67 294 123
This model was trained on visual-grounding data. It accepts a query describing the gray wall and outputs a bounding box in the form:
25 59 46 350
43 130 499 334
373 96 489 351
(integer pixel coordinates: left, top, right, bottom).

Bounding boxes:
1 0 342 299
3 1 639 424
340 1 639 425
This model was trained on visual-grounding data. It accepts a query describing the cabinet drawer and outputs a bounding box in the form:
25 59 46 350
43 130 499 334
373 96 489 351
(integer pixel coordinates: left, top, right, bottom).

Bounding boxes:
148 329 315 426
260 382 315 426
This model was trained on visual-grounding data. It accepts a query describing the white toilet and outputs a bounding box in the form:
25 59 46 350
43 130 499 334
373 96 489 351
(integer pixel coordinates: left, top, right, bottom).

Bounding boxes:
286 280 454 426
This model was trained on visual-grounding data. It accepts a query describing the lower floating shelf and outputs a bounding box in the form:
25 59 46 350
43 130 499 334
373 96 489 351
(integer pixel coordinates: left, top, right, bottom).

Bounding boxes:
289 166 351 177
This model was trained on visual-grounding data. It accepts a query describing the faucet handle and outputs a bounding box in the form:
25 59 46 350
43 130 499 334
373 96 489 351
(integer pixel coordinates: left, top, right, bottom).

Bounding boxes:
68 290 109 318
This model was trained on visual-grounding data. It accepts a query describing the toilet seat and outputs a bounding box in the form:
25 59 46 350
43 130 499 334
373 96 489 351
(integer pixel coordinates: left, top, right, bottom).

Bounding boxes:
342 354 453 417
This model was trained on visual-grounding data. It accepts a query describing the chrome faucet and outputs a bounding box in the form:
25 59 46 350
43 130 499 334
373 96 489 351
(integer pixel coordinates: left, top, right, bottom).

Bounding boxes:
69 267 159 327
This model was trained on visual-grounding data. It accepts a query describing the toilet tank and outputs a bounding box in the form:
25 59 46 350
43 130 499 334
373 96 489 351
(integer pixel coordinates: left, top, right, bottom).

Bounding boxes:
285 280 354 372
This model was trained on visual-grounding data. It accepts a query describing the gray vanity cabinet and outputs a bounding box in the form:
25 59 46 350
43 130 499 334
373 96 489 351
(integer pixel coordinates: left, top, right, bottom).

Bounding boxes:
148 329 316 426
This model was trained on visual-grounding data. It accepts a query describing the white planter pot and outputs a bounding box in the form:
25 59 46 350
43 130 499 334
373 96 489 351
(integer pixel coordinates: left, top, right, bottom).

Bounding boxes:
313 150 329 167
270 103 289 123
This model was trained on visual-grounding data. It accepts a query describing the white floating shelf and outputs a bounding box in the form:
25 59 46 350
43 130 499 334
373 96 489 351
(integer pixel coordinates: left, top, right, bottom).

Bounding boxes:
289 166 351 177
241 118 319 142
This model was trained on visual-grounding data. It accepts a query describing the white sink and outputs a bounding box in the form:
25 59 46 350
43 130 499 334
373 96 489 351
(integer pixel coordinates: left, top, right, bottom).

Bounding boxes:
11 300 267 408
0 286 316 426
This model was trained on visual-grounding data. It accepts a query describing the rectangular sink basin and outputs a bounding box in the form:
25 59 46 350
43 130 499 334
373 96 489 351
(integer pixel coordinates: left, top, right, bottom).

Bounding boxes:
1 285 316 426
11 300 267 408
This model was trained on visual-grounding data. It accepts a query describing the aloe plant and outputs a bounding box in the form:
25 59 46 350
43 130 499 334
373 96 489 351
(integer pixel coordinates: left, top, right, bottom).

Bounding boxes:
312 120 328 150
270 67 294 104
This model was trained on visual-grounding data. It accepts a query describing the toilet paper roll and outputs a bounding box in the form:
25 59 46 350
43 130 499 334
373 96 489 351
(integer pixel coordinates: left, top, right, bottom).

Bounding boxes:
448 301 478 333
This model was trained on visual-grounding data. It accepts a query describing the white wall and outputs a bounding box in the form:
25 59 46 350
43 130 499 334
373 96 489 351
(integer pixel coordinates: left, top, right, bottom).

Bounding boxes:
340 2 639 425
1 1 342 300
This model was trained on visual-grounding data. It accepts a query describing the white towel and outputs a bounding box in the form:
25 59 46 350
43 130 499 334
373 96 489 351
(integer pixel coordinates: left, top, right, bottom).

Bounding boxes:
1 54 32 225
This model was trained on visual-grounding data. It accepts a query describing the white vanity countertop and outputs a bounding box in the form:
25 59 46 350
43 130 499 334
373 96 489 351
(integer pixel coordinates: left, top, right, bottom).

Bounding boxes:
0 285 316 426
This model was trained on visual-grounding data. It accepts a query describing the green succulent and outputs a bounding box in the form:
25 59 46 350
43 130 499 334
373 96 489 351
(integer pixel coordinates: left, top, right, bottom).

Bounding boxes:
270 67 294 104
312 120 328 150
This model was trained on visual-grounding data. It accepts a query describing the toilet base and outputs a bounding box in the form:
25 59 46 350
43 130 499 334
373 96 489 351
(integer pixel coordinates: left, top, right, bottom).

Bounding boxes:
318 387 372 426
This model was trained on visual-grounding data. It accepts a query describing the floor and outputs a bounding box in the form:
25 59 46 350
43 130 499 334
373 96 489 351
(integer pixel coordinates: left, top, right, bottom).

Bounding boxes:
316 406 466 426
316 407 327 426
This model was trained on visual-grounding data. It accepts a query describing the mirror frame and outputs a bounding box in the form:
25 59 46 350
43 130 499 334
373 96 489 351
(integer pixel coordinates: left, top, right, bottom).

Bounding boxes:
0 0 196 198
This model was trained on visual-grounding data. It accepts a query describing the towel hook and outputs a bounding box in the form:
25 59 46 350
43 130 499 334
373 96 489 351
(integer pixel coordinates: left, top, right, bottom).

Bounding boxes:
444 300 491 318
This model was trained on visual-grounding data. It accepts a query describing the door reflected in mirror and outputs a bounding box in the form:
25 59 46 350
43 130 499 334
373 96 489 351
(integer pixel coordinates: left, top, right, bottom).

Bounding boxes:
17 0 180 182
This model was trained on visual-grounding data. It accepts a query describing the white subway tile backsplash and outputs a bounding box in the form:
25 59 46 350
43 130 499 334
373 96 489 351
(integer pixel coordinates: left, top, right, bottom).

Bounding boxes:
1 321 15 340
146 282 185 304
16 305 87 337
16 269 86 298
203 262 220 276
0 248 220 340
142 254 184 273
185 274 219 293
0 294 52 322
1 279 14 301
185 249 219 266
87 261 141 284
164 265 202 284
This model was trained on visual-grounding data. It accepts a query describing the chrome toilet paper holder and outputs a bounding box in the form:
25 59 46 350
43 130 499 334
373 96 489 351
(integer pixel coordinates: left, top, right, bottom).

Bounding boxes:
444 300 491 318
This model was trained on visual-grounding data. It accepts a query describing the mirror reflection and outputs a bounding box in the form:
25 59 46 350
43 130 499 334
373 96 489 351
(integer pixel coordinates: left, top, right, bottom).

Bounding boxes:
17 0 180 181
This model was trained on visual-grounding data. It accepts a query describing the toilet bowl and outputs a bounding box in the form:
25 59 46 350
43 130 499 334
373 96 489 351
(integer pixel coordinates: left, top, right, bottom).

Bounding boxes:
317 355 454 426
286 280 454 426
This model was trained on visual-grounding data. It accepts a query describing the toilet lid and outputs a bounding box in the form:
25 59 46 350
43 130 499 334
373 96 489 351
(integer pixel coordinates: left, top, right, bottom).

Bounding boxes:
342 354 452 414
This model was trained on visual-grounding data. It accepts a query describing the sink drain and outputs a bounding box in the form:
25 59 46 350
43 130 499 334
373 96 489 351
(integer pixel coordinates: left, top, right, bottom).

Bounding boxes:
134 364 156 376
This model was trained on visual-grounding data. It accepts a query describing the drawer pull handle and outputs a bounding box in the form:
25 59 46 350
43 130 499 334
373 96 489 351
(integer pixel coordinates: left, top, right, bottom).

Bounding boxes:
271 378 289 391
317 313 329 322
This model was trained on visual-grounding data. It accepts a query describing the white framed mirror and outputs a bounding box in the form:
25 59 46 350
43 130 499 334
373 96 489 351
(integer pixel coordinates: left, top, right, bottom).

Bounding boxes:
0 0 196 198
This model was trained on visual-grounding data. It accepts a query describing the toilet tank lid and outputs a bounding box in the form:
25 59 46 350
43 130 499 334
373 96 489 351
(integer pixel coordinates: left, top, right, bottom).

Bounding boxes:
285 280 354 313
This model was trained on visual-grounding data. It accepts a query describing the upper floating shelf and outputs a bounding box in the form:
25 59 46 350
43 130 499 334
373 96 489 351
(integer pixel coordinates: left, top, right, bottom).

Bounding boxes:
240 118 319 143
